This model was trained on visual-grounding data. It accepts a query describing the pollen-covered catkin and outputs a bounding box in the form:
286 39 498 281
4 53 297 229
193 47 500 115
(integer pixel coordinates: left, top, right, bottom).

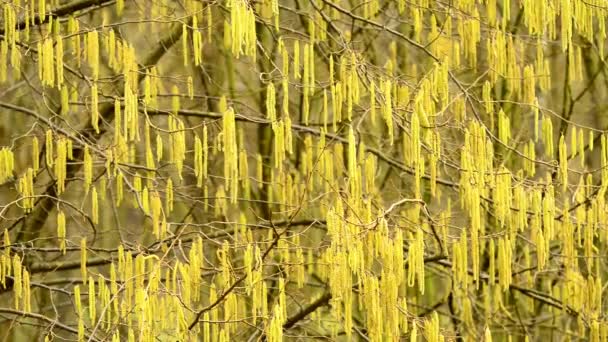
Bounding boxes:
55 137 67 194
91 186 99 224
0 1 606 340
81 238 87 285
91 83 99 133
45 129 53 167
57 210 66 254
18 168 35 212
0 147 14 184
87 30 99 80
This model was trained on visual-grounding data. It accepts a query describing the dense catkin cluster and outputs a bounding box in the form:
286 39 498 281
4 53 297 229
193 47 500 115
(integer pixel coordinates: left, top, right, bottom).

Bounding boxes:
226 0 257 59
221 100 239 203
17 168 34 212
4 0 608 341
0 147 14 184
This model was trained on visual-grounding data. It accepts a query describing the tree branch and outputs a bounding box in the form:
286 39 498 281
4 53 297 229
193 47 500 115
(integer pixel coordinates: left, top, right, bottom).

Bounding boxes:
282 292 332 330
0 307 101 342
0 0 116 36
15 19 187 244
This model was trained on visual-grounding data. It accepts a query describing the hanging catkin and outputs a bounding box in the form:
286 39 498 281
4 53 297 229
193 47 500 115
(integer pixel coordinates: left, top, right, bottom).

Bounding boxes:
55 35 64 87
55 137 67 194
87 30 99 80
91 83 99 133
18 168 34 212
0 147 14 185
222 103 238 203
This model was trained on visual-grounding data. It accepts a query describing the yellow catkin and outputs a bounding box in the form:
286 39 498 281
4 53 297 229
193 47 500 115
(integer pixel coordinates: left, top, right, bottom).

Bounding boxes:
59 85 70 115
55 36 64 87
383 79 394 145
11 43 22 80
45 129 53 167
91 83 99 133
223 104 238 203
571 128 577 159
410 322 418 342
485 326 493 342
91 186 99 224
84 145 93 189
170 117 186 179
0 147 14 184
113 98 123 145
498 109 511 145
206 5 213 41
182 22 189 66
74 285 83 322
203 124 208 181
31 137 40 173
18 168 35 212
0 41 7 83
142 186 150 215
223 20 232 51
143 70 151 105
266 83 276 122
195 135 203 187
256 153 263 189
133 173 142 208
166 178 173 213
370 81 376 125
193 16 202 66
116 0 124 15
497 237 512 291
68 16 80 61
42 38 55 86
239 148 250 200
81 238 87 285
332 83 342 130
116 172 123 206
293 40 300 80
144 122 155 184
347 127 358 196
66 139 74 161
12 255 21 310
55 137 67 194
542 115 554 158
187 76 194 99
559 135 568 192
303 44 310 125
153 192 165 239
156 133 163 162
57 210 66 254
489 238 496 286
89 275 96 323
3 228 10 259
3 6 16 47
578 128 585 167
22 269 30 312
87 30 99 80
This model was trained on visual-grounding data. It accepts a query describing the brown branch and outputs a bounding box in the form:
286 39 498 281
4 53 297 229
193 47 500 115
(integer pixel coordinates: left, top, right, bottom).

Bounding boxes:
187 224 284 330
29 256 110 274
280 254 448 334
188 162 313 330
145 107 461 189
0 0 115 36
15 19 187 244
0 307 101 342
434 259 581 319
282 292 332 330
